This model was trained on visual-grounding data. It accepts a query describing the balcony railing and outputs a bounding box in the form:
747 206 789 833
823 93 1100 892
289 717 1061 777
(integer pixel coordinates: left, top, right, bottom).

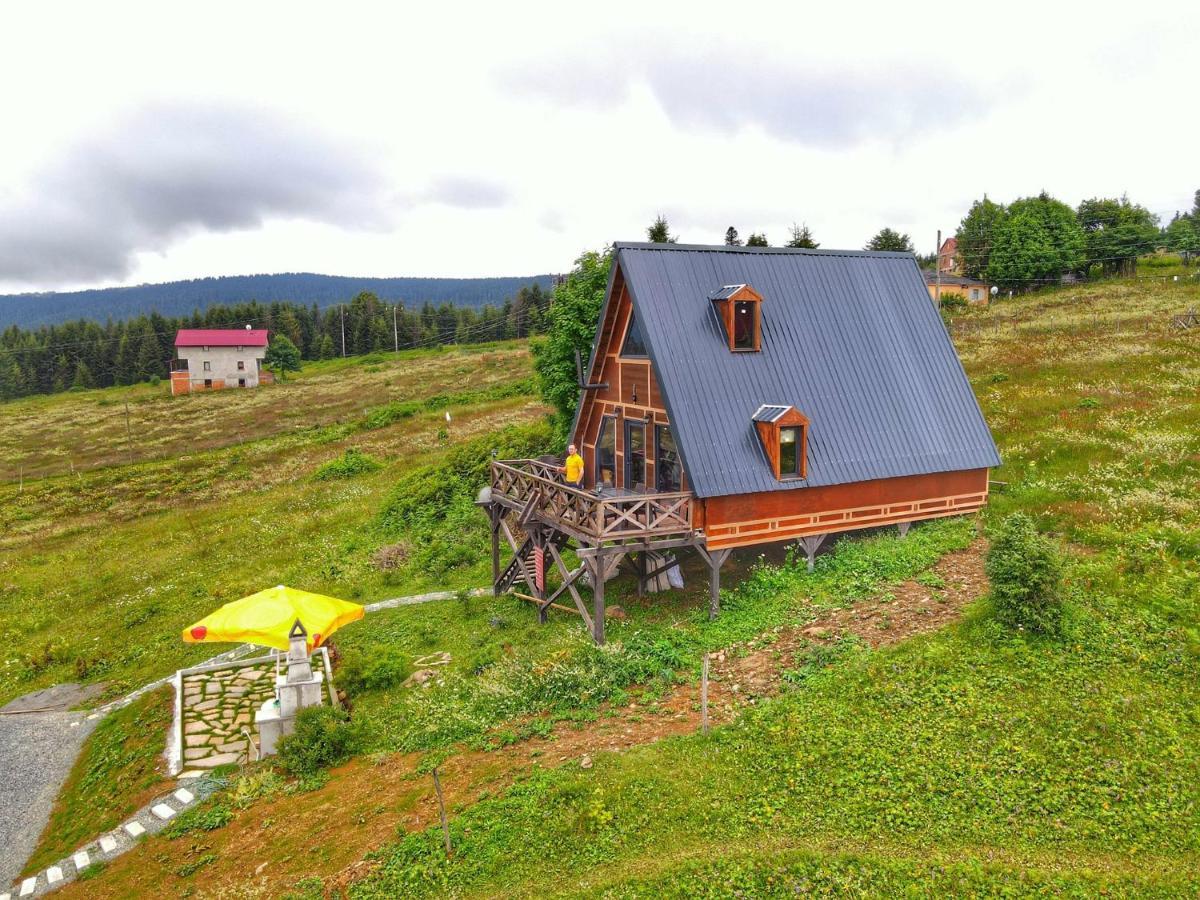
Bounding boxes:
490 459 694 542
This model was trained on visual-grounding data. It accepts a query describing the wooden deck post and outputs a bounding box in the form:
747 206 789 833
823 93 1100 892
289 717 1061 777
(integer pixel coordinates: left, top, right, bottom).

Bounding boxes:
635 551 645 598
589 554 606 645
800 534 826 572
698 546 732 620
531 526 548 624
897 521 911 539
489 507 501 595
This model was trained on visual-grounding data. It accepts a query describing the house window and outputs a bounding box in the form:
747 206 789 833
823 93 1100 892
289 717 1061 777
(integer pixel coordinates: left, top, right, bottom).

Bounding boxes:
238 378 246 388
733 301 757 350
970 288 981 301
621 309 648 357
752 404 809 480
596 416 616 487
237 345 243 352
779 427 801 477
655 424 681 492
624 420 646 489
204 378 213 389
237 360 245 371
203 361 211 372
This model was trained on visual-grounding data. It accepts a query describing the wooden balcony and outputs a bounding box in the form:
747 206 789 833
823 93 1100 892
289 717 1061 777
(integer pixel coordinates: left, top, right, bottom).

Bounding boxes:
488 459 695 545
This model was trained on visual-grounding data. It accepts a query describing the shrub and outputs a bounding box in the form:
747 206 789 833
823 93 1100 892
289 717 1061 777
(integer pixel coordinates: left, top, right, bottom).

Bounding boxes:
164 799 233 838
277 705 363 778
313 448 383 481
939 291 968 311
335 647 413 697
985 513 1063 636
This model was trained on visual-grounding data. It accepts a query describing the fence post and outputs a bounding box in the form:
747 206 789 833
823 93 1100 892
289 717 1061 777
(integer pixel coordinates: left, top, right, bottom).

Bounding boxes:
701 653 709 736
433 766 452 857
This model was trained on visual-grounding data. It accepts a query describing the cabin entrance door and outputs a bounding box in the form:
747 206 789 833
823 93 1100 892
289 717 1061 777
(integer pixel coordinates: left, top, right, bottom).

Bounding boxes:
624 420 646 489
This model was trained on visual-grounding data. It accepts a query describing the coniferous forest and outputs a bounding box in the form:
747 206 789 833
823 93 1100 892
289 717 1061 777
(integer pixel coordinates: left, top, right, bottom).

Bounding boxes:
0 285 552 400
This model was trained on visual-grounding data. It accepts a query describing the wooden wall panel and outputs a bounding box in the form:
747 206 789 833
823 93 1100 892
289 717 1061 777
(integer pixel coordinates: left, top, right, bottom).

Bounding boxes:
571 263 675 490
701 468 989 549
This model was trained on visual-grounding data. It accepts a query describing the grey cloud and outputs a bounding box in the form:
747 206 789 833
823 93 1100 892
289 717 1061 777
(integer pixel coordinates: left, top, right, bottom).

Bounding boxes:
0 103 389 286
422 176 511 210
506 46 992 148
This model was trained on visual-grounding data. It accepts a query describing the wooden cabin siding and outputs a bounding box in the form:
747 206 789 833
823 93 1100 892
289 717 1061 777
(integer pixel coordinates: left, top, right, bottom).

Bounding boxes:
700 468 989 549
573 268 684 492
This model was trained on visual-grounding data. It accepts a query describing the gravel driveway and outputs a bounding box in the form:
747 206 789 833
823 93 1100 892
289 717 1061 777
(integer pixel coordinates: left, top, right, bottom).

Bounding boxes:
0 685 102 886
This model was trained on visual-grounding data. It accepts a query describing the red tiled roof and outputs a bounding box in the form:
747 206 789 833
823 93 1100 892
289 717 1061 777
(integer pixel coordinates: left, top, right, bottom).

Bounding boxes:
175 328 269 347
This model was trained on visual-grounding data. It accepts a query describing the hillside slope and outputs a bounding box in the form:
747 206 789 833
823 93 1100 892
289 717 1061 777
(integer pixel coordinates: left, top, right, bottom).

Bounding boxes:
0 272 558 328
14 276 1200 898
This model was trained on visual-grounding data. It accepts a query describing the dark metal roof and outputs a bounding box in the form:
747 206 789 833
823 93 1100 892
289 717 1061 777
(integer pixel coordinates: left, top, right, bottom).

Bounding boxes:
609 242 1001 499
751 404 792 423
922 270 988 288
707 284 746 301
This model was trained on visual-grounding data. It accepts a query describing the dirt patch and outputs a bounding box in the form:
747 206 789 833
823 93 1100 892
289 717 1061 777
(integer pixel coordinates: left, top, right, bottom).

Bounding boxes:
60 542 989 899
710 540 988 701
0 682 107 715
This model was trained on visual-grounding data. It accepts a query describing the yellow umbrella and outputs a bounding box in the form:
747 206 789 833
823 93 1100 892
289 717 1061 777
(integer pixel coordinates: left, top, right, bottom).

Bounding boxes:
182 585 364 651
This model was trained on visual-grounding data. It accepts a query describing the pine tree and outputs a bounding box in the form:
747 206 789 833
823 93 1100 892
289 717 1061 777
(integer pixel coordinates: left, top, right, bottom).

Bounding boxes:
71 359 94 390
646 215 677 243
133 321 164 382
784 222 819 248
724 227 742 246
865 228 915 252
317 334 336 360
745 232 769 247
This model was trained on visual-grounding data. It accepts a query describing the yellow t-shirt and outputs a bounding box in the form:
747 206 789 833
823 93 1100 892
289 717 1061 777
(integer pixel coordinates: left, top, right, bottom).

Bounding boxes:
564 453 585 484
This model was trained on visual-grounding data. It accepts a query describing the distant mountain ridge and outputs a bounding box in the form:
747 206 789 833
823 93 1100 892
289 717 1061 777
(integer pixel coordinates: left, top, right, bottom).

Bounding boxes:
0 271 559 329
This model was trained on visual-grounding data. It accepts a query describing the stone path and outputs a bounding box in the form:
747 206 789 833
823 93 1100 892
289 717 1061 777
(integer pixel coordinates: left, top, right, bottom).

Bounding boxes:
2 776 220 898
2 585 486 896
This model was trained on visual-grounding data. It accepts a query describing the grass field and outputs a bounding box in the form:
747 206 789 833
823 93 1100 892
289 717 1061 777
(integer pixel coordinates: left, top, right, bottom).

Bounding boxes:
8 272 1200 897
0 341 544 706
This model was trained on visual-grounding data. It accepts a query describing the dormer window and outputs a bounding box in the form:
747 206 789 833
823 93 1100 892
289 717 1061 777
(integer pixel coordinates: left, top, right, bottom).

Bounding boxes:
733 301 756 350
752 404 809 480
708 284 763 352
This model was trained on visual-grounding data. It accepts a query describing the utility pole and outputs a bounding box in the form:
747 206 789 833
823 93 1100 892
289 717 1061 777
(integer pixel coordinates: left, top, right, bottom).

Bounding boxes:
935 228 942 307
340 306 346 357
392 304 399 353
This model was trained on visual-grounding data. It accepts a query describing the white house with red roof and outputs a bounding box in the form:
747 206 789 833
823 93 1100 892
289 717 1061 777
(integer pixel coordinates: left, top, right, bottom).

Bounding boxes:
172 327 271 395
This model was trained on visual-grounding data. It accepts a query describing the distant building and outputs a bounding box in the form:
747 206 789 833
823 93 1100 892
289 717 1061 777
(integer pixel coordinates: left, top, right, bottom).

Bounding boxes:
923 271 991 305
938 236 959 274
172 329 271 395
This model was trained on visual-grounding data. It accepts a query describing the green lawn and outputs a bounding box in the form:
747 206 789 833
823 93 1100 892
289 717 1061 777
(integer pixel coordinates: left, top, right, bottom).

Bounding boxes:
343 275 1200 897
0 343 544 706
16 273 1200 897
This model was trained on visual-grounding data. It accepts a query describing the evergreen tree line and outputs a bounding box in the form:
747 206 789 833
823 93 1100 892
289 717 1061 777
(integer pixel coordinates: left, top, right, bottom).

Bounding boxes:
0 285 551 401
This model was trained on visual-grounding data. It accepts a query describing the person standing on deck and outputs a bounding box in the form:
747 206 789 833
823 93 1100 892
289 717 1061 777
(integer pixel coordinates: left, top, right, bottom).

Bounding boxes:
562 444 585 488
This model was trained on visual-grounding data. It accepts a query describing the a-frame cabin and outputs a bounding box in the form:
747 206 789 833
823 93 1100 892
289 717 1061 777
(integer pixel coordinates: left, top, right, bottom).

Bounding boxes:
481 242 1000 643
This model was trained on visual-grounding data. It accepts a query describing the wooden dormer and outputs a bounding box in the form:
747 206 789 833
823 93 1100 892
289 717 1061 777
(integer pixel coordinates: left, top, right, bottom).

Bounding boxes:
752 404 809 480
708 284 763 352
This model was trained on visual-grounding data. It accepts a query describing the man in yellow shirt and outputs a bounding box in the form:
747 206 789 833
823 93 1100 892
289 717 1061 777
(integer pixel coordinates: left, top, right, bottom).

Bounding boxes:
562 444 585 488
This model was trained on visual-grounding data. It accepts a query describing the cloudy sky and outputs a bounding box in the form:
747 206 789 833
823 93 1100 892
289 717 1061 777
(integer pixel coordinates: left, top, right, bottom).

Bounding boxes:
1 1 1195 292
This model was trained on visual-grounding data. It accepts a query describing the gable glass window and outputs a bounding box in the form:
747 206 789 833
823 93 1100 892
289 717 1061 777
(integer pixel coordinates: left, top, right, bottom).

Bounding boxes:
203 361 211 372
596 416 617 487
733 301 757 350
625 420 646 489
779 426 801 477
237 360 245 371
621 309 648 357
655 424 681 492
